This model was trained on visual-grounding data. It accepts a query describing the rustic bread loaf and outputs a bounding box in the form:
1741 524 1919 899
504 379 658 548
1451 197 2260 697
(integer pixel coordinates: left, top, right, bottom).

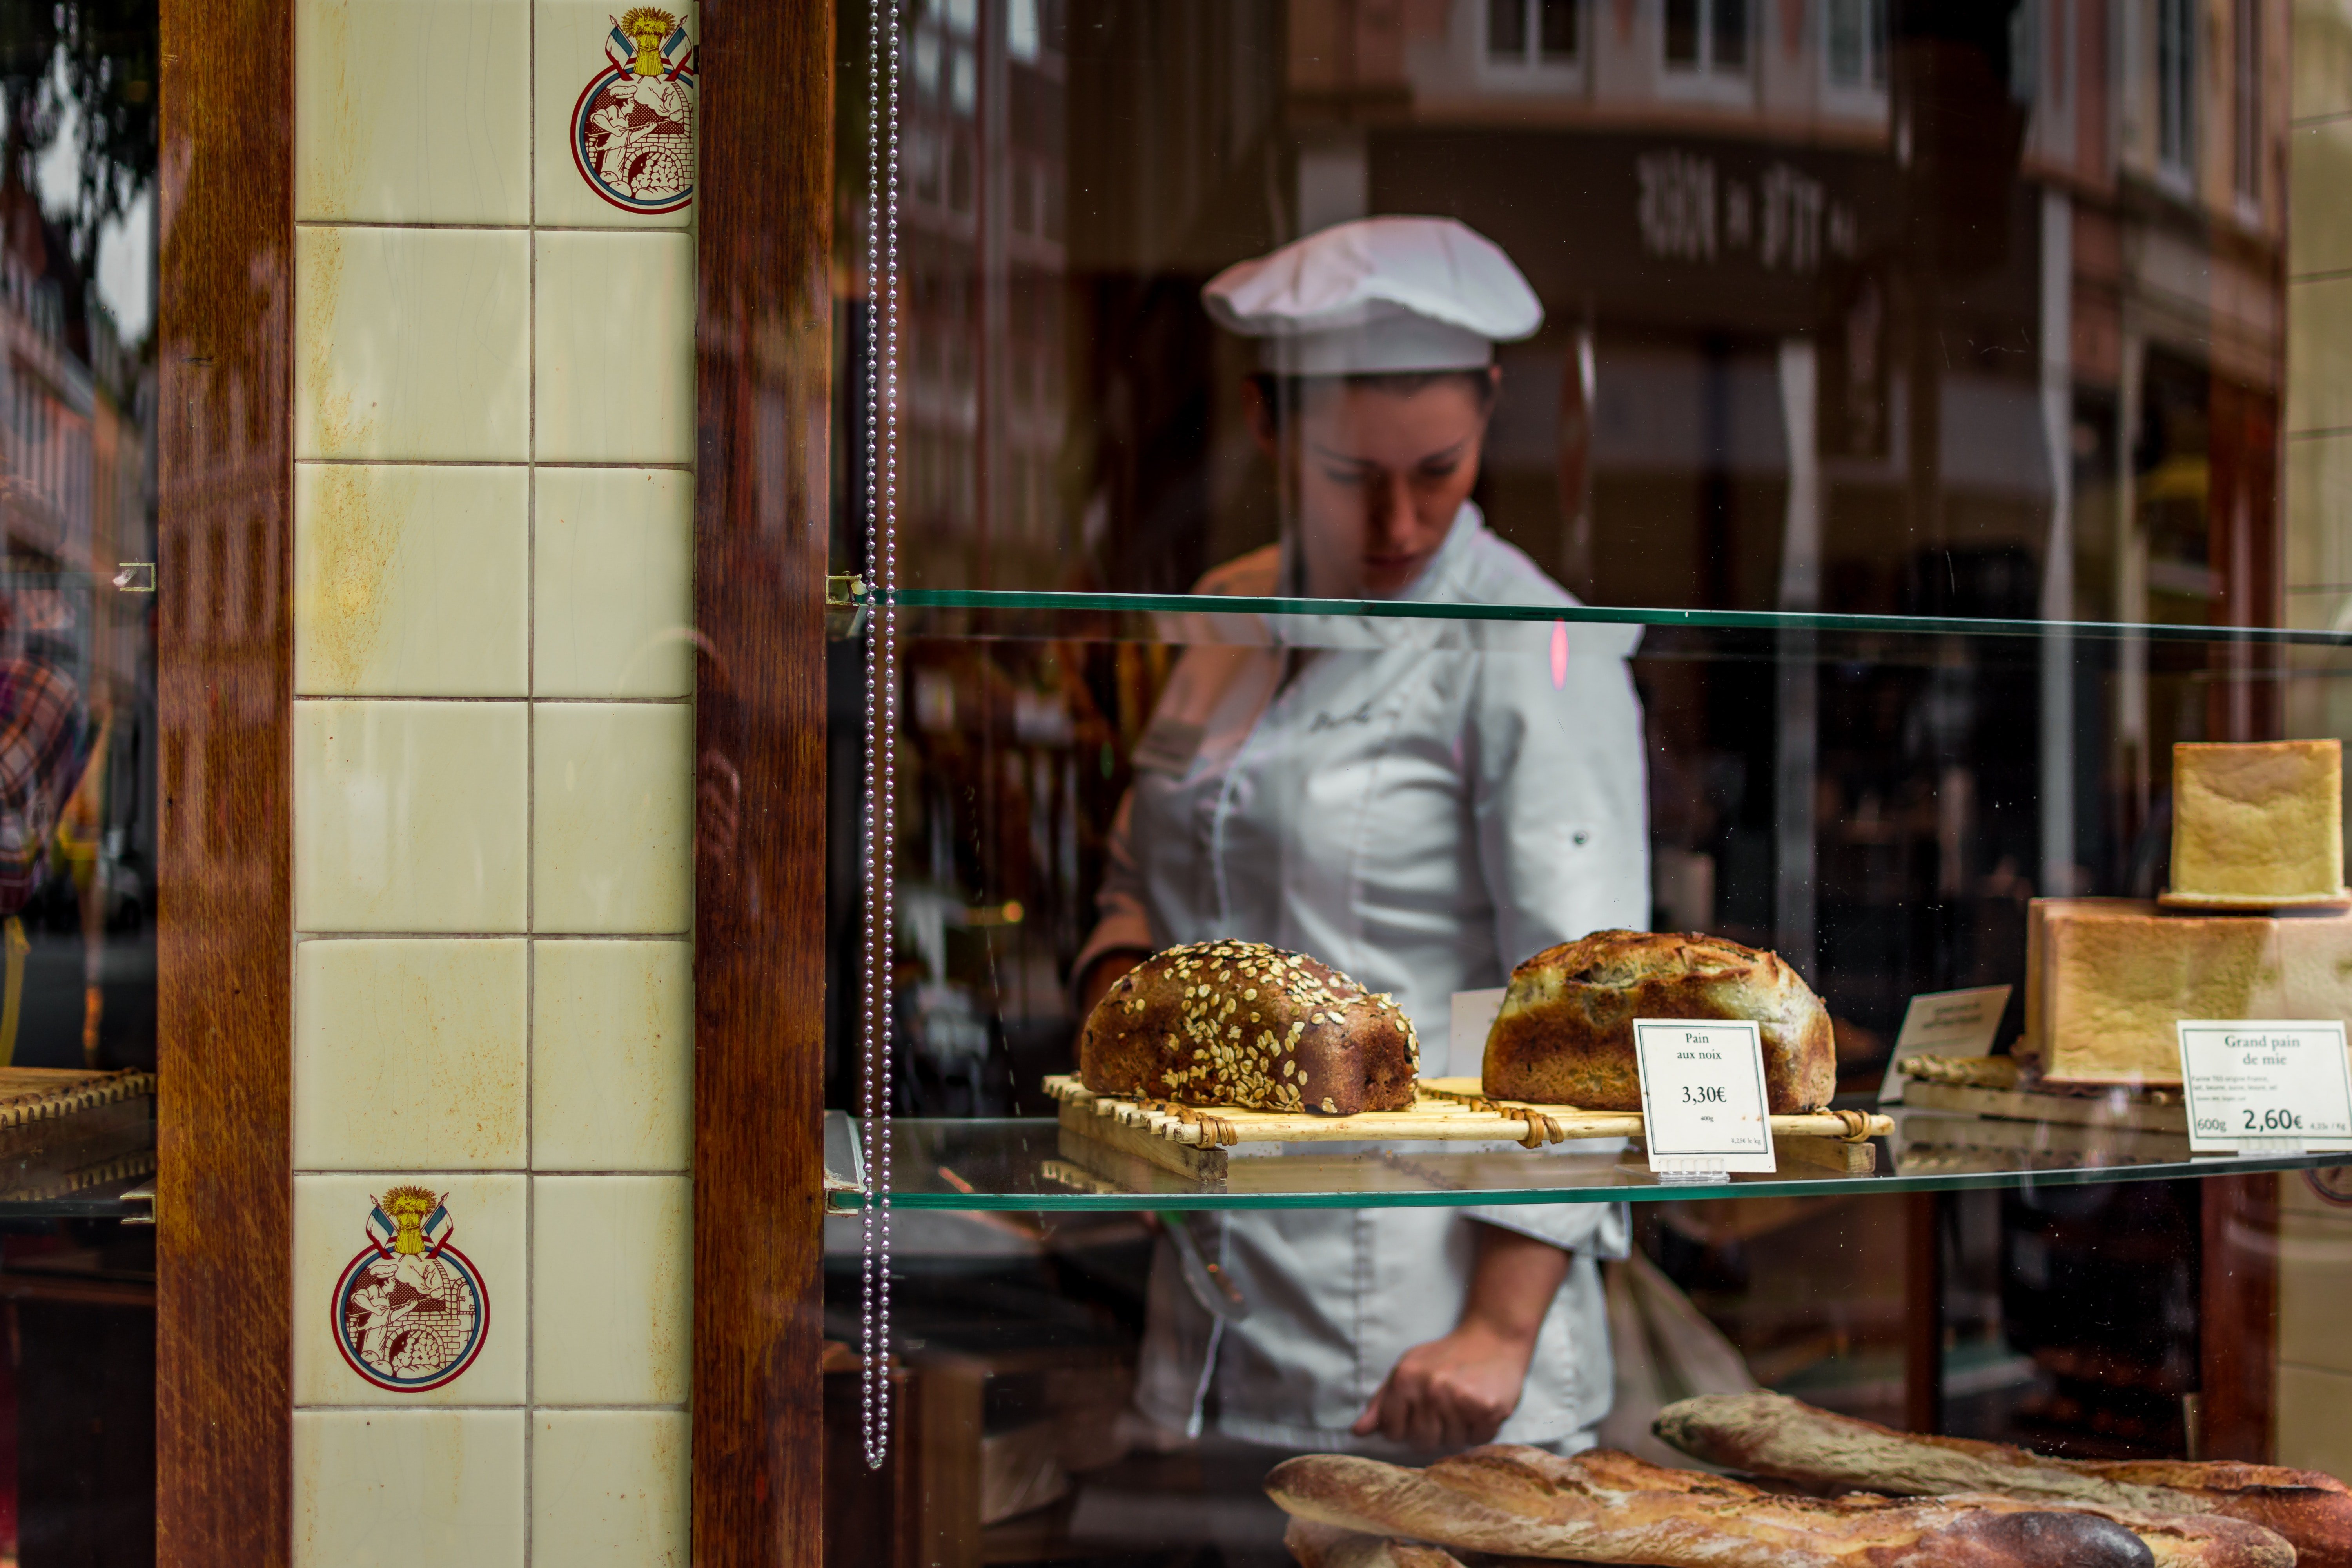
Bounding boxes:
1482 930 1835 1112
1079 940 1419 1115
1655 1391 2352 1568
1266 1445 2294 1568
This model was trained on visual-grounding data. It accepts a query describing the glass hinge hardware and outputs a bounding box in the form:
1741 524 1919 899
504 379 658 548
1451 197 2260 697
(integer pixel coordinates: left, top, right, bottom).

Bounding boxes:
113 562 154 592
826 574 870 642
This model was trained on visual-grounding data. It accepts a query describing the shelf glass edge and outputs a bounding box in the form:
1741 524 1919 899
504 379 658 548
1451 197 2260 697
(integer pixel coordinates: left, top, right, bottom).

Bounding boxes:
853 588 2352 647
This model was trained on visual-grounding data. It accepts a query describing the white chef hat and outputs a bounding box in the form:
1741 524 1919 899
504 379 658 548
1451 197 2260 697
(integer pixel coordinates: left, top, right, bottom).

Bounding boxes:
1201 216 1543 377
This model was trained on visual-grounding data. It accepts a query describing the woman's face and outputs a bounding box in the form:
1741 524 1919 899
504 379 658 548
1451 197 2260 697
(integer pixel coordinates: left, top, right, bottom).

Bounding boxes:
1254 371 1496 599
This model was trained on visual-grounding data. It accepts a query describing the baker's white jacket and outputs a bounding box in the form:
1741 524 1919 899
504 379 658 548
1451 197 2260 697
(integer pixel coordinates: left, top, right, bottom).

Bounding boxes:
1074 503 1650 1452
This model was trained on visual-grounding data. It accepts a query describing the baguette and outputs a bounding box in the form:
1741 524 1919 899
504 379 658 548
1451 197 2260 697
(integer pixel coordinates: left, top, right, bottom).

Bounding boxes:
1266 1445 2293 1568
1655 1391 2352 1568
1286 1520 1468 1568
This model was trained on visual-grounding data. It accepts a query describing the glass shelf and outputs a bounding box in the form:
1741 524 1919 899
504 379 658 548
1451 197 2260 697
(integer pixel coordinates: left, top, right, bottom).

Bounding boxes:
828 1113 2347 1212
855 586 2352 650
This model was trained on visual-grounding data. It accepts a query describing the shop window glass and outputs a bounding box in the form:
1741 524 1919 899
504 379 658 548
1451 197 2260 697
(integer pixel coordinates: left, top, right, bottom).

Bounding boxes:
818 1 2346 1560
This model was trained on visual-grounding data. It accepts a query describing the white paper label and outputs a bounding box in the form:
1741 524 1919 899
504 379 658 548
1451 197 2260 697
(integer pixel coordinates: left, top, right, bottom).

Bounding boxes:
1448 987 1506 1081
1879 984 2013 1103
1633 1019 1777 1174
2176 1020 2352 1154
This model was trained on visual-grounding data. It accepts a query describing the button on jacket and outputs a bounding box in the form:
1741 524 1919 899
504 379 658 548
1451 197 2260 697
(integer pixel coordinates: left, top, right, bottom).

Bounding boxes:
1076 503 1650 1450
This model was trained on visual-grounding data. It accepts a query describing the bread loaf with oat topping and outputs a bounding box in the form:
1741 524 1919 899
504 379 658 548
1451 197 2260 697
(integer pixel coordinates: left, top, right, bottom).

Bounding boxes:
1079 940 1419 1115
1483 929 1835 1113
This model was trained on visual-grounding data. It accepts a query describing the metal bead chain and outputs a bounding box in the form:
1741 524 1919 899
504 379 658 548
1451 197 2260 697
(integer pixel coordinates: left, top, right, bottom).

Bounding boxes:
860 0 902 1474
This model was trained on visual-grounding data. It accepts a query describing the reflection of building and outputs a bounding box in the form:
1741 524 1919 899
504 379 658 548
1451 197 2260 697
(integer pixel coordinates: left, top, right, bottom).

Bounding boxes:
900 0 1069 589
0 184 157 1069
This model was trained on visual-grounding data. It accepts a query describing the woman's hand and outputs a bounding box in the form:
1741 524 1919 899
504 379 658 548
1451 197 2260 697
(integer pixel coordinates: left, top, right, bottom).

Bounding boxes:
1351 1223 1570 1450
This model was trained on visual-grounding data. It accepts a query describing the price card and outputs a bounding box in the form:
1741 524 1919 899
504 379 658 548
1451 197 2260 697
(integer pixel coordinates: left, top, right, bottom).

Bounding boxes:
2176 1020 2352 1154
1632 1019 1777 1174
1448 988 1506 1080
1879 985 2013 1103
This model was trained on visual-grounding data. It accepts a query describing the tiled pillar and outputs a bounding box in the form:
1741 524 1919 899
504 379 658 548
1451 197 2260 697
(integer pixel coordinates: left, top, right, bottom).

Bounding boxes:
288 2 696 1563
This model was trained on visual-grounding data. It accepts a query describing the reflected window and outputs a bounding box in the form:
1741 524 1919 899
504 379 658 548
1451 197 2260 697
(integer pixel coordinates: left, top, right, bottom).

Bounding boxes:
1665 0 1748 75
2235 0 2262 205
2159 0 2196 178
1824 0 1886 89
1487 0 1581 64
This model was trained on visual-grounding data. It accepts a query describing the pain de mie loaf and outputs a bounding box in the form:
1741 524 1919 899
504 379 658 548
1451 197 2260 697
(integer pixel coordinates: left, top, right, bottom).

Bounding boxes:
1483 930 1836 1113
2023 898 2352 1084
1078 940 1419 1114
2168 740 2345 907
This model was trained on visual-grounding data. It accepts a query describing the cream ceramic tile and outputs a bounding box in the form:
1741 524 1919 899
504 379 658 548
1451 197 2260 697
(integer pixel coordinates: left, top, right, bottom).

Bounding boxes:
2290 274 2352 435
296 0 530 224
532 1411 689 1568
295 700 529 933
2295 5 2352 124
532 1175 690 1405
294 939 527 1169
296 1409 525 1568
533 940 692 1170
2279 1363 2352 1476
535 232 694 464
296 464 528 697
2282 1207 2352 1375
534 0 698 228
533 703 692 934
297 226 530 461
2283 1163 2352 1218
534 469 695 699
294 1172 526 1405
2294 119 2352 278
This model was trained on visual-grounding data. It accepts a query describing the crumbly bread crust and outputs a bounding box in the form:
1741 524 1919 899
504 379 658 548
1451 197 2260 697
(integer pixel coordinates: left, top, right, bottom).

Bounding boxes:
1266 1445 2293 1568
1654 1392 2352 1568
1078 940 1419 1115
1482 930 1836 1112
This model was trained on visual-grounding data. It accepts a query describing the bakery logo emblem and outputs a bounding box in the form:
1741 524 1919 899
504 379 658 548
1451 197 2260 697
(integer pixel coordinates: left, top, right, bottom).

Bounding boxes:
572 8 698 214
332 1187 490 1393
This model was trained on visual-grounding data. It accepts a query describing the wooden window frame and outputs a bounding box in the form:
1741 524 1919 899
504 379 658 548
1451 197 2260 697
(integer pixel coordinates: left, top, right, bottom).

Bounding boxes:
155 0 835 1563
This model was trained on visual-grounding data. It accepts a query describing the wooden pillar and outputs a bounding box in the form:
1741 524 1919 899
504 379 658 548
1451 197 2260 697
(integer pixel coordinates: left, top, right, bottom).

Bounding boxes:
691 0 836 1563
2201 1174 2280 1462
1904 1191 1945 1434
154 0 295 1559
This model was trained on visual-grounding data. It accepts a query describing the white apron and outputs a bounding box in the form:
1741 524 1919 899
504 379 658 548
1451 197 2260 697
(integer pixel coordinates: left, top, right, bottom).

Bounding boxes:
1076 505 1649 1451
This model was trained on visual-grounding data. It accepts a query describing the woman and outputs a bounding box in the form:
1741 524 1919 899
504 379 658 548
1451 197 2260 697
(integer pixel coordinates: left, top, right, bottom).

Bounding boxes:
1074 217 1650 1455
